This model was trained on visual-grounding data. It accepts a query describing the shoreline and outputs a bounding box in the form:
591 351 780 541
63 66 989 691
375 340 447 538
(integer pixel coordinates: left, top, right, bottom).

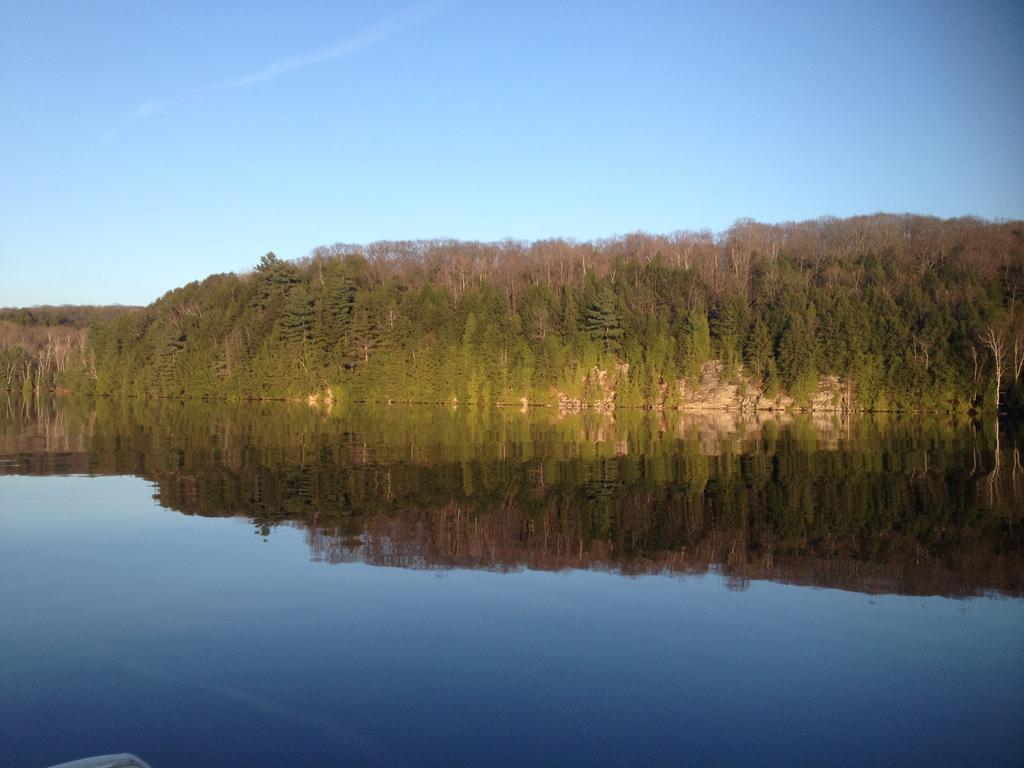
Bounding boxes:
7 389 995 417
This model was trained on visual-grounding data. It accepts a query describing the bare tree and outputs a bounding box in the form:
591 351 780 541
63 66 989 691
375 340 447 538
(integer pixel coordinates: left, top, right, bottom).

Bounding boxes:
1014 328 1024 385
981 326 1008 408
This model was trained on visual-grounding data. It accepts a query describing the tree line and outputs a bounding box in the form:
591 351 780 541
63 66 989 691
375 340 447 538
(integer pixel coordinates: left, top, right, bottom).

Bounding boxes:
0 305 129 395
2 214 1023 411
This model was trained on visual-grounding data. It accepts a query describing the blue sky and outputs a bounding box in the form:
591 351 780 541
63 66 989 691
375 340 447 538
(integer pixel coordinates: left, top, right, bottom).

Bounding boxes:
1 0 1022 307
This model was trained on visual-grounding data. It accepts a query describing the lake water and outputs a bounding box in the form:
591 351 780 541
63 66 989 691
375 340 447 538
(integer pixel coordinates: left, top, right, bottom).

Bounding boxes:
0 398 1021 767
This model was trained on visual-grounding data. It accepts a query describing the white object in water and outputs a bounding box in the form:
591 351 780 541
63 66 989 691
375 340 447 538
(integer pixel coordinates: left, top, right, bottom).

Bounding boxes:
47 755 151 768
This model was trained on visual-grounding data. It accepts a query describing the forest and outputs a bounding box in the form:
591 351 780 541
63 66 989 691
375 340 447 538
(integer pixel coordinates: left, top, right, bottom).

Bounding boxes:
2 213 1023 412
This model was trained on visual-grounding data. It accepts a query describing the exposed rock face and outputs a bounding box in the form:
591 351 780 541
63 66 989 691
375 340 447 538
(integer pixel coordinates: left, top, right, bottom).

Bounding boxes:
586 365 619 411
678 361 768 411
809 375 855 412
678 362 856 412
560 360 859 413
557 365 622 413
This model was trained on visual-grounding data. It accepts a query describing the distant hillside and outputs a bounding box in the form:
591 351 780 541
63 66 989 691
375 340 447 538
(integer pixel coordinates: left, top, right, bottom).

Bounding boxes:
3 214 1023 412
0 304 138 328
0 305 139 393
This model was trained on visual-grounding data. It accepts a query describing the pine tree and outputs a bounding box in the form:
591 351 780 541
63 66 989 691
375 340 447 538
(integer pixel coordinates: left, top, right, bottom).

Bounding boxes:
711 295 746 370
745 319 773 381
157 323 185 395
252 252 299 310
318 265 355 357
681 304 711 378
280 285 315 346
584 286 623 353
777 306 818 402
348 299 378 367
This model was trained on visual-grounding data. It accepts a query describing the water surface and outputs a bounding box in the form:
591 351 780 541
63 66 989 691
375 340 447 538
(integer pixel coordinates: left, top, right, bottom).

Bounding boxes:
1 398 1021 767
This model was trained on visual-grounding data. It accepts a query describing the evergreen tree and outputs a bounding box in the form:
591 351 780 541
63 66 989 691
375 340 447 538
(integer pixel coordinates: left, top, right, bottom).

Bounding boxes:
348 300 378 367
777 306 818 402
681 304 711 378
711 295 746 371
252 252 300 310
583 286 624 353
280 286 315 343
318 264 355 357
745 319 773 381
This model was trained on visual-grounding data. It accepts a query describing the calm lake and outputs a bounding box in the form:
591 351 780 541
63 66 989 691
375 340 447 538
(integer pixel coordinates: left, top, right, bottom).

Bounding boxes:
1 398 1021 767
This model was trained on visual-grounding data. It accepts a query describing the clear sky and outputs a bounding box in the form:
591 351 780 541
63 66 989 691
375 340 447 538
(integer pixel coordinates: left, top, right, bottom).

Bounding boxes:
1 0 1022 307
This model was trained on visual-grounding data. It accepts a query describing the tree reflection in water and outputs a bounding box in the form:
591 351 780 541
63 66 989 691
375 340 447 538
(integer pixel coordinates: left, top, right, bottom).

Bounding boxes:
2 396 1020 597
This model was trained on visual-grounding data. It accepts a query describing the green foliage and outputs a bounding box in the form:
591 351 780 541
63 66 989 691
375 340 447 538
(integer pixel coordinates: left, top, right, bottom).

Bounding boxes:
280 285 315 346
711 294 747 371
776 301 818 403
583 284 623 353
6 214 1017 413
744 319 773 381
681 303 712 378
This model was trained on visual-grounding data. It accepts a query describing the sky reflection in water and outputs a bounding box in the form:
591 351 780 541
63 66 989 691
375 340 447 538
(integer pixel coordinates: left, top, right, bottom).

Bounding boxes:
0 400 1022 767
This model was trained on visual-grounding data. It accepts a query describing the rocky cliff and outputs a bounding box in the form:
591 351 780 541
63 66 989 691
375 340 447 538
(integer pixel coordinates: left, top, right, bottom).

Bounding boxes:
559 360 859 413
678 361 856 412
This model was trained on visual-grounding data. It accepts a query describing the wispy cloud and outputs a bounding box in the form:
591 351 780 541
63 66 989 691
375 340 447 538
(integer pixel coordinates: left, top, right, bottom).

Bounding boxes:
202 1 451 92
100 1 451 144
